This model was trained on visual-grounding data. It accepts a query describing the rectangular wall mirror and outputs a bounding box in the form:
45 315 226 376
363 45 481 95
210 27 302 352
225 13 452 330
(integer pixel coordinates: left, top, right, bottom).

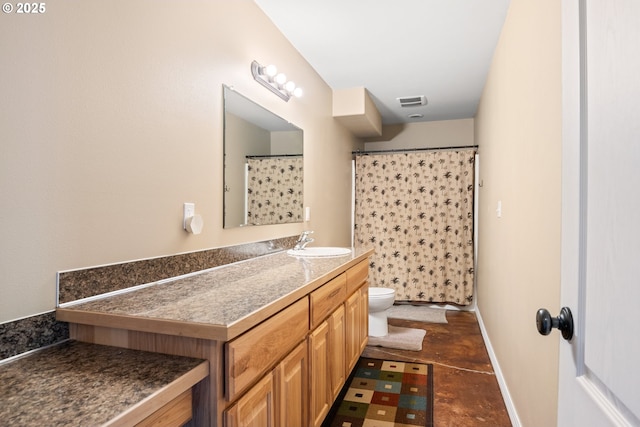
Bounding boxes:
223 85 304 228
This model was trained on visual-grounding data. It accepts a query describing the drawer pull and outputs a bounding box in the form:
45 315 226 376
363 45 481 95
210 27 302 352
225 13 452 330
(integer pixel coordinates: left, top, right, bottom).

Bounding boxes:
328 288 341 299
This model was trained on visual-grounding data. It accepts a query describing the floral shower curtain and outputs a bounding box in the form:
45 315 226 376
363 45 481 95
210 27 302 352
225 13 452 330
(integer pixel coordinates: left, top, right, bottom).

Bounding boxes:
246 156 303 225
354 149 475 305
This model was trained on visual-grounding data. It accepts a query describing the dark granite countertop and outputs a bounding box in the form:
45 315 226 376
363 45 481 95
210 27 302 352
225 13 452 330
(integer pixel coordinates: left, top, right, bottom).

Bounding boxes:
0 340 208 427
57 248 373 341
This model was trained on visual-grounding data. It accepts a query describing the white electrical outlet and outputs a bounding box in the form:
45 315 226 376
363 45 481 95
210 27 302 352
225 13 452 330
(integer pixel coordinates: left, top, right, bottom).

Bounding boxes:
183 203 195 229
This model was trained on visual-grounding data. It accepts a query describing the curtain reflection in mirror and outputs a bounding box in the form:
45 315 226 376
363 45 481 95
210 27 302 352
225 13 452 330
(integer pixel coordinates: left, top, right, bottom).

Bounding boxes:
246 155 303 225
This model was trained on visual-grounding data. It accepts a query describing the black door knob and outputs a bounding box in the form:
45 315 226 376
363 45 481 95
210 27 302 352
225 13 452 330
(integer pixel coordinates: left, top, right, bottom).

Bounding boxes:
536 307 574 341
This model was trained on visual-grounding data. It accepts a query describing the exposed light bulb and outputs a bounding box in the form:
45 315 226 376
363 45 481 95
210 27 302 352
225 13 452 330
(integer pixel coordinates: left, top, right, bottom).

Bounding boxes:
284 81 296 93
275 73 287 85
265 64 278 77
293 87 303 98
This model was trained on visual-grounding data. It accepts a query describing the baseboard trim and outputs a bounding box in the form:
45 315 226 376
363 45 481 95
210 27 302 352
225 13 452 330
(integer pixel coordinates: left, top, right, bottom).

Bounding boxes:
475 307 522 427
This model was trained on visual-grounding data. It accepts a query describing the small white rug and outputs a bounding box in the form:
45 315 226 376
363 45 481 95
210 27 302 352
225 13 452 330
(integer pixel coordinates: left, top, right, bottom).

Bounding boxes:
367 325 426 351
386 304 448 324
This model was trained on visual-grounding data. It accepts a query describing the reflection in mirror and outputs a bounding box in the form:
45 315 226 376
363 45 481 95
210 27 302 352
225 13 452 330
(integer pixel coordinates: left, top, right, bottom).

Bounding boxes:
223 85 304 228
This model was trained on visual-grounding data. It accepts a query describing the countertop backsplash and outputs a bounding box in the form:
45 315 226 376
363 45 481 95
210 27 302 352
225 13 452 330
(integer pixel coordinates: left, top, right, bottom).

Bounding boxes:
57 235 298 304
1 235 297 362
0 312 68 362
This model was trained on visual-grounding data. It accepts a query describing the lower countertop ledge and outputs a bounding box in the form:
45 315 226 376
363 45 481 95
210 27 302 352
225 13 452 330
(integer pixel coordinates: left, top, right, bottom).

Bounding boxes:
0 340 209 427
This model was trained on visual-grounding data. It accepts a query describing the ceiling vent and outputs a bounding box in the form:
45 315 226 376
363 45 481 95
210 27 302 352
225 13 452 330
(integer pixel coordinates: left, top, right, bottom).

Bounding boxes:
397 95 428 107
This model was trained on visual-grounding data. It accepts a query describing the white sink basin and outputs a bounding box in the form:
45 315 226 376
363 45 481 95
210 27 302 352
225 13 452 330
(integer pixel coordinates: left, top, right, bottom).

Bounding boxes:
287 247 352 257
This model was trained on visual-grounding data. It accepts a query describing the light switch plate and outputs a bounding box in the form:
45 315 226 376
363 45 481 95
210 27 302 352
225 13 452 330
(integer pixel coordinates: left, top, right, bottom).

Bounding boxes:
183 203 195 229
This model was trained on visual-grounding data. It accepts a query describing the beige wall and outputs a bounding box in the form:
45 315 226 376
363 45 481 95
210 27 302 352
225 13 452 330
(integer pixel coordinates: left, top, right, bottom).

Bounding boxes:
475 0 562 426
364 118 474 150
0 0 361 323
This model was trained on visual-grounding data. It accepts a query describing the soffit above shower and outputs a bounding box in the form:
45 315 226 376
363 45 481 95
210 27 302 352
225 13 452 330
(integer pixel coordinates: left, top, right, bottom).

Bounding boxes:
333 87 382 138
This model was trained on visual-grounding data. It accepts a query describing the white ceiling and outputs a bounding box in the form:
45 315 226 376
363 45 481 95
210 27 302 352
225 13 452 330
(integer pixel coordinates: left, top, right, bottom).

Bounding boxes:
254 0 511 125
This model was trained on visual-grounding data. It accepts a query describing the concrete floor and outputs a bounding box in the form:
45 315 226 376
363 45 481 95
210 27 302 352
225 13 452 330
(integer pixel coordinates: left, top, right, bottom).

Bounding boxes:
362 310 512 427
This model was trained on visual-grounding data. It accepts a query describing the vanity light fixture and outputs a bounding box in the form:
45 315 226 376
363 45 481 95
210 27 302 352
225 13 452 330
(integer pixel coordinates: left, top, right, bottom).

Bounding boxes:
251 60 303 102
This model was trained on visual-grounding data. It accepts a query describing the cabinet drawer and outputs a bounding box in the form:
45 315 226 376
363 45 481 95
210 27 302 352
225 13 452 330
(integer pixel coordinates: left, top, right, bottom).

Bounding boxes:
310 274 346 329
346 259 369 295
226 297 309 401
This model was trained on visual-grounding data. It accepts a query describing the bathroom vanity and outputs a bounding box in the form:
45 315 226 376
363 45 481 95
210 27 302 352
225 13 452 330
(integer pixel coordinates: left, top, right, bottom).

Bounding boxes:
56 247 373 427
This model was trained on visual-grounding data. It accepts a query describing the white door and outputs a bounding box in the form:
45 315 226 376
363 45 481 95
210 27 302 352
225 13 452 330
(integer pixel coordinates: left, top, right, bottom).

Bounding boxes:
558 0 640 425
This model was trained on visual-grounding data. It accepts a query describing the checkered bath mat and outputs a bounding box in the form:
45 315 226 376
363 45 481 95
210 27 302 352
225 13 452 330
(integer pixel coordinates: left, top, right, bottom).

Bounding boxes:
323 357 434 427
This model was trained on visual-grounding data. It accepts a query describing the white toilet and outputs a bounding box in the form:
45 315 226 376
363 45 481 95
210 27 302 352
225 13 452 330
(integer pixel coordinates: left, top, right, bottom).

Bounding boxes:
368 287 396 337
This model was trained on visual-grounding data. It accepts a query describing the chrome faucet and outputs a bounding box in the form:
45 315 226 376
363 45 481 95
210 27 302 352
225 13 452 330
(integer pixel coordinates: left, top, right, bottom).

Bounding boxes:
293 230 314 250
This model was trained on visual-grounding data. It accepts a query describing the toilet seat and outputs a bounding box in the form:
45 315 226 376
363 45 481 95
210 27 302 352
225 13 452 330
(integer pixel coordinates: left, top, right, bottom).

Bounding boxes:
369 287 395 298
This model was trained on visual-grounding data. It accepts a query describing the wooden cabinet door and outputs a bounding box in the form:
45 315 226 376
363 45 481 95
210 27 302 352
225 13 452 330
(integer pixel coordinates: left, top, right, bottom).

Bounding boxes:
309 321 330 427
345 291 360 374
328 304 345 400
275 340 308 427
358 285 369 354
225 374 275 427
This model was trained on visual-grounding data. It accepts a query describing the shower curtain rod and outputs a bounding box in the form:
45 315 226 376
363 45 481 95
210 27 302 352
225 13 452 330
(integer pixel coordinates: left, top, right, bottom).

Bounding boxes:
352 145 478 155
246 154 303 159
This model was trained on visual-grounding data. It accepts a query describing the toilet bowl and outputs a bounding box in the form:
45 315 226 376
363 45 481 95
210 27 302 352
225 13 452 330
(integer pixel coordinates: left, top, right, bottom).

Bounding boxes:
368 287 396 337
